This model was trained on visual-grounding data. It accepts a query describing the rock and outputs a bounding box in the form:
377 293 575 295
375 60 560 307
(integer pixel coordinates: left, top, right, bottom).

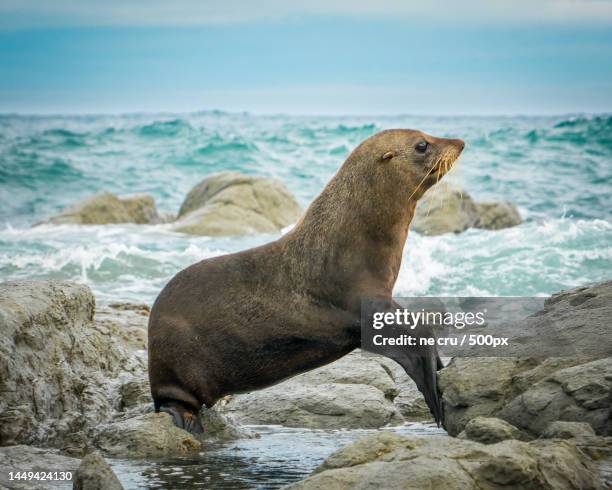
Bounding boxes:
438 357 536 436
92 413 201 458
118 375 151 410
0 281 146 447
458 417 531 444
95 303 149 351
501 280 612 359
41 192 160 225
473 201 523 230
115 194 159 225
220 351 404 429
412 184 480 235
199 407 253 441
73 451 123 490
0 279 250 462
221 383 398 430
412 183 521 235
296 352 398 398
542 421 596 439
173 171 302 236
288 432 603 489
0 445 80 489
499 357 612 437
439 281 612 438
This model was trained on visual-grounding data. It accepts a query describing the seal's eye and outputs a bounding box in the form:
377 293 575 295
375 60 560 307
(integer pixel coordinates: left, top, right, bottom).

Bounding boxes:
415 141 428 153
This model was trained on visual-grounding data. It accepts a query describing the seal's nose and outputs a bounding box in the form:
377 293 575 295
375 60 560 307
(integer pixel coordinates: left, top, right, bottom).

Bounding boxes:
455 139 465 152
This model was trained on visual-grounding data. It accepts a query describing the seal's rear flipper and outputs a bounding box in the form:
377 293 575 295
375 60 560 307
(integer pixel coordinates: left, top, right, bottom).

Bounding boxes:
157 400 204 434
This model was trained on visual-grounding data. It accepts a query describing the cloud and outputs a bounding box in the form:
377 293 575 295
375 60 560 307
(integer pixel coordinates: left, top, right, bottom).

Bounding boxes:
1 0 612 29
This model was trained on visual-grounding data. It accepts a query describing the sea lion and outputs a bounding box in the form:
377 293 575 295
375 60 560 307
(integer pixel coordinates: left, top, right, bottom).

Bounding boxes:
148 129 464 433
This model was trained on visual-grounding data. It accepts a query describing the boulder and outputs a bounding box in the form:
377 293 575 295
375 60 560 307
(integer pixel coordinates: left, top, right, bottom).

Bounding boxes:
439 281 612 437
199 407 253 441
542 421 596 440
92 413 201 458
499 357 612 437
173 171 302 236
500 280 612 359
0 445 80 489
438 357 535 436
287 432 603 489
458 417 531 444
116 194 159 225
220 351 404 429
0 281 146 447
0 280 249 461
412 184 480 235
412 183 522 235
41 192 161 225
473 201 523 230
73 451 123 490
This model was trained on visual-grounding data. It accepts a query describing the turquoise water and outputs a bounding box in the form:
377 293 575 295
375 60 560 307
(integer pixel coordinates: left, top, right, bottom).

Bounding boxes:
1 112 611 303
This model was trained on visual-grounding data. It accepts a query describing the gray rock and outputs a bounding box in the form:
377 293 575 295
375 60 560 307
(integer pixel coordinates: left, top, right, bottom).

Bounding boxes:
173 171 302 236
473 201 523 230
439 281 612 438
0 445 79 489
412 183 522 235
41 192 160 225
118 375 151 410
458 416 531 444
116 194 159 225
0 281 146 447
92 413 201 458
499 357 612 437
221 383 398 430
220 351 404 429
0 280 249 461
438 357 535 436
95 303 149 352
199 407 253 441
73 451 122 490
288 432 603 489
490 280 612 360
542 421 596 439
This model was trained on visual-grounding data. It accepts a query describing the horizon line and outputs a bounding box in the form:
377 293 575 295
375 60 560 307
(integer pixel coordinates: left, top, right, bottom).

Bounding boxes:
2 109 611 119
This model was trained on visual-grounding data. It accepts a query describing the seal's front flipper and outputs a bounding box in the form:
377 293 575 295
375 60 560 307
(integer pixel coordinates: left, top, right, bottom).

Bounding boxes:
158 400 204 434
395 350 444 427
416 352 444 427
362 298 444 427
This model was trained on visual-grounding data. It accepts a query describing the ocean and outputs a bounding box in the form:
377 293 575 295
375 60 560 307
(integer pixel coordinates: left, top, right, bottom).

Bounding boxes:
1 112 611 304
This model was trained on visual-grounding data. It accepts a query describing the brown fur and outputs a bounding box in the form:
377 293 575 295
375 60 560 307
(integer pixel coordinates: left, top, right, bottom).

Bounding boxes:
148 129 464 431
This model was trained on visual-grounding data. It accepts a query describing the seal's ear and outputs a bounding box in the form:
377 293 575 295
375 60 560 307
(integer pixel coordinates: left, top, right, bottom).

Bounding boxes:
381 151 394 161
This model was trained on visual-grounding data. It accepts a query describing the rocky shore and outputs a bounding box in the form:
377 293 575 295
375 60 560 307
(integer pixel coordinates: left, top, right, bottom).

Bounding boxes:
0 279 610 488
1 199 611 487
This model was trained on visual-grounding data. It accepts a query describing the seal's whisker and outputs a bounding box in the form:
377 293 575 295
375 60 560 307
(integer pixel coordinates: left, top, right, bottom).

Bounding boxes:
439 157 451 214
437 165 448 216
407 165 437 201
425 163 443 218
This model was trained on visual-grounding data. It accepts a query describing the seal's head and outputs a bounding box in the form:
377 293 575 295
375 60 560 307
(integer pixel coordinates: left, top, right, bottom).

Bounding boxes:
298 129 465 238
352 129 465 201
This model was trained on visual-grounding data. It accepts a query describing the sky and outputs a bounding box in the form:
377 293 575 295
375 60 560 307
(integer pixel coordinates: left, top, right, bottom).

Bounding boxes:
1 0 612 115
